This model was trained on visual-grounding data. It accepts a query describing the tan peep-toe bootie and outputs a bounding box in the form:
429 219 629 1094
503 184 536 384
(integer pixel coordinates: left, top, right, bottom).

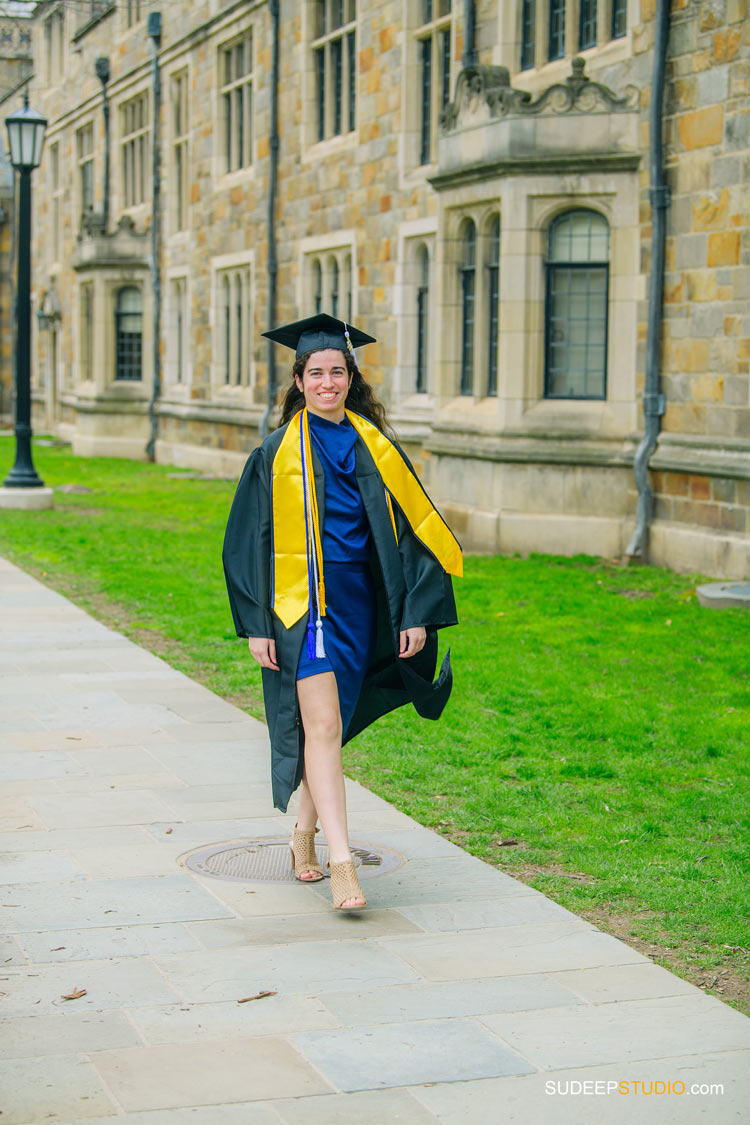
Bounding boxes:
327 858 367 911
289 824 324 882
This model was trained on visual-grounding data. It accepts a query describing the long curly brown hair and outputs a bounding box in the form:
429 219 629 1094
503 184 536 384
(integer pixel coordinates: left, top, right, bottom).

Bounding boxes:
277 350 392 435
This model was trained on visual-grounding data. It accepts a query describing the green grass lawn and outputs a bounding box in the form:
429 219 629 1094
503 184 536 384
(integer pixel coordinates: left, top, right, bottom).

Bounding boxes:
1 435 749 1012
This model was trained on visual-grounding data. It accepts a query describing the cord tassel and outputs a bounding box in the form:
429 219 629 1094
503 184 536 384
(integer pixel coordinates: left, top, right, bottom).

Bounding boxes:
315 617 326 658
307 619 316 659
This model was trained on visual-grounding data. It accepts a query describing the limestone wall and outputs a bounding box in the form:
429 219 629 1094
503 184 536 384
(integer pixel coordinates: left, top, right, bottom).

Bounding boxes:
17 0 750 578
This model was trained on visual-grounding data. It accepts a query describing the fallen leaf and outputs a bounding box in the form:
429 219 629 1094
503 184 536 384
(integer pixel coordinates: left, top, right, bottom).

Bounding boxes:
61 987 87 1001
666 619 672 626
50 947 66 952
493 837 520 847
165 827 174 835
65 737 82 741
238 990 277 1004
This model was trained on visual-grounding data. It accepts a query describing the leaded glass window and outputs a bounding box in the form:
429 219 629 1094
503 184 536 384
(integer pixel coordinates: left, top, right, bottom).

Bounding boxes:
521 0 535 70
579 0 597 50
417 1 453 166
312 0 357 142
220 34 253 173
545 210 609 400
115 287 143 381
460 221 476 396
121 94 149 207
416 244 429 394
612 0 627 39
548 0 566 60
487 215 500 397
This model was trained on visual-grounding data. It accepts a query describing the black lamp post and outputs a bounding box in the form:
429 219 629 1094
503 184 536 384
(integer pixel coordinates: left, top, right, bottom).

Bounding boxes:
3 93 47 489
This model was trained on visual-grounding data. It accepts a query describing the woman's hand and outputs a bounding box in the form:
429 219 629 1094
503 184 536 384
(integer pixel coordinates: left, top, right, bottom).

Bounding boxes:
248 637 280 670
399 626 426 658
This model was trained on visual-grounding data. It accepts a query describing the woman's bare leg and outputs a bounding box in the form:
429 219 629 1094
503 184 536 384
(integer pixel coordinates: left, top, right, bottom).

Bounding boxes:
295 769 318 833
296 671 364 908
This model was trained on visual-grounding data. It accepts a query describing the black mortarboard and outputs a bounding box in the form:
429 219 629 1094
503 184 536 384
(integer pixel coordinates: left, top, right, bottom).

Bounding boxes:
261 313 376 360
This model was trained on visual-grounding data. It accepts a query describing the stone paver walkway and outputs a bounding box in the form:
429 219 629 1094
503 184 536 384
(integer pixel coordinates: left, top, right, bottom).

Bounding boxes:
0 554 748 1125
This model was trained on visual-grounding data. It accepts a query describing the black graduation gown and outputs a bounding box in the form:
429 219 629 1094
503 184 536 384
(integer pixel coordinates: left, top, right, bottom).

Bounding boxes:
222 417 459 813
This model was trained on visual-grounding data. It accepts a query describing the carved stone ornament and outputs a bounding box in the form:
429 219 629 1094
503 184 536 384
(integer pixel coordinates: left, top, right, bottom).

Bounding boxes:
36 285 62 331
440 57 639 134
79 206 107 238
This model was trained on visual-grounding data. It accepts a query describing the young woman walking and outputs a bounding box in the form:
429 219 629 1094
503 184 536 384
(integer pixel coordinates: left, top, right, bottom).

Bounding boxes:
222 314 461 911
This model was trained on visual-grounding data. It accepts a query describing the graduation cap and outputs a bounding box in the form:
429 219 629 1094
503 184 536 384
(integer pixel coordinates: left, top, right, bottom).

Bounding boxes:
262 313 376 363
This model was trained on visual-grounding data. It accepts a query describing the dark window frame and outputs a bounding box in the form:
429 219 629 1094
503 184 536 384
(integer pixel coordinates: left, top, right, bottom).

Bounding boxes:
544 210 610 401
611 0 627 39
459 221 476 396
312 1 357 143
578 0 597 50
416 244 430 394
486 215 500 398
548 0 566 61
520 0 535 70
115 286 143 382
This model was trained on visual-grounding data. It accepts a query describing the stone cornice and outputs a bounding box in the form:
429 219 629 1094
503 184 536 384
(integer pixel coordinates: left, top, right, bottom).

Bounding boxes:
429 150 640 190
424 426 750 480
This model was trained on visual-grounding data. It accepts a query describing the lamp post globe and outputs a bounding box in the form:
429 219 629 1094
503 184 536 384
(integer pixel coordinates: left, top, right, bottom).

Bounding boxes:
5 99 47 170
3 93 47 491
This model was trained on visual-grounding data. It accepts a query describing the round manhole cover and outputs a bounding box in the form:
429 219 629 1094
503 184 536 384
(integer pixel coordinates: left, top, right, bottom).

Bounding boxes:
180 837 406 883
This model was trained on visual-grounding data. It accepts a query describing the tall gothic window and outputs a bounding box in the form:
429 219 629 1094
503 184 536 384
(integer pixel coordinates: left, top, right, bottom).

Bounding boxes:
121 94 149 207
548 0 566 60
486 215 500 397
330 256 340 318
218 265 252 386
612 0 627 38
312 0 357 142
171 71 189 231
115 287 143 381
460 220 476 396
545 210 609 399
417 0 452 165
76 123 94 216
521 0 535 70
220 33 253 173
49 141 62 262
170 277 188 384
579 0 597 50
313 259 323 314
416 244 430 393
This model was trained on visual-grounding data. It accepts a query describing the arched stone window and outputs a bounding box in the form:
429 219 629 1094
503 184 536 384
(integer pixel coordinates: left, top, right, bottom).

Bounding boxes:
416 243 430 393
459 219 476 395
115 286 142 381
486 214 500 397
313 258 323 314
330 256 340 318
545 209 609 400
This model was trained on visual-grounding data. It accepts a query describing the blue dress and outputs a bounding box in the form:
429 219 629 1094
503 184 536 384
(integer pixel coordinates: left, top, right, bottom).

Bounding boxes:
296 412 377 737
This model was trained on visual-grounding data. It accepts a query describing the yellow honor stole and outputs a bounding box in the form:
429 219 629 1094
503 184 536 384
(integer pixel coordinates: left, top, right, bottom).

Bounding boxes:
270 408 462 634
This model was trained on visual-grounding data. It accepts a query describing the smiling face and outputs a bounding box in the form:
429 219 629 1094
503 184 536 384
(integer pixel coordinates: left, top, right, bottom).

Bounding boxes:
295 349 353 422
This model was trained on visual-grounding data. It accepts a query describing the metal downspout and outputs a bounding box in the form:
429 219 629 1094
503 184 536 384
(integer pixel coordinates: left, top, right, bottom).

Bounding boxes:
625 0 671 559
95 57 111 233
146 12 163 461
260 0 280 440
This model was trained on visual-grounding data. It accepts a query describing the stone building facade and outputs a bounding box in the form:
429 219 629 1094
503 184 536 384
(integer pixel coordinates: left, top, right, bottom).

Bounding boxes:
3 0 749 577
1 4 34 421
